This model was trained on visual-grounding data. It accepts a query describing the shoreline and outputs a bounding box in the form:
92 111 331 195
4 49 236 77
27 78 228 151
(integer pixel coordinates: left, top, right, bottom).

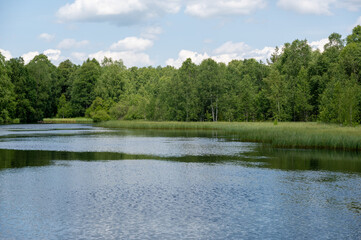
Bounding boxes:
98 120 361 151
42 118 93 124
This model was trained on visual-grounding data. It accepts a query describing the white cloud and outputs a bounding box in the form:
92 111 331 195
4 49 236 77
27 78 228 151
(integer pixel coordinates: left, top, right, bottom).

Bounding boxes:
211 54 239 64
277 0 361 15
310 38 328 52
110 37 153 51
141 26 163 39
38 33 55 42
44 49 62 61
336 0 361 11
55 0 361 25
89 50 152 67
57 0 181 25
0 49 12 60
21 50 63 64
71 52 87 62
214 46 274 63
22 51 39 64
214 41 274 62
249 46 276 61
57 0 145 22
185 0 266 18
166 50 210 67
214 41 251 55
57 38 89 50
57 0 268 23
166 41 275 68
277 0 335 15
86 35 155 66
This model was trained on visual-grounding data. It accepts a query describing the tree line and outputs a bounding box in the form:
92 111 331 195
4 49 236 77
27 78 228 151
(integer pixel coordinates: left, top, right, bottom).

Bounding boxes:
1 26 361 125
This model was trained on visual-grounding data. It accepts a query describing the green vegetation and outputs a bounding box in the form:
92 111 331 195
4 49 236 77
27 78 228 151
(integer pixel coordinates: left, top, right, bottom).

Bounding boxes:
1 27 361 126
43 118 93 123
1 148 360 172
99 121 361 151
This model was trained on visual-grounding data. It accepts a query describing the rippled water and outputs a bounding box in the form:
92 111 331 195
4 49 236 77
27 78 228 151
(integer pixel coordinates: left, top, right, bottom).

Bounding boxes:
0 124 360 239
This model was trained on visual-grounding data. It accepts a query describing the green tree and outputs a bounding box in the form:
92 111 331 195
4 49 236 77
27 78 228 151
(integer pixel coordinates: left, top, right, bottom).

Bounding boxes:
220 60 241 121
26 54 58 120
325 33 344 50
314 33 344 77
85 97 111 122
146 66 176 121
223 60 259 121
109 101 128 120
277 39 312 121
237 75 257 121
307 33 344 119
339 42 361 82
346 25 361 45
57 59 77 99
166 58 199 121
95 57 128 102
121 91 149 120
293 67 312 121
279 39 312 77
240 59 269 87
56 94 71 118
339 75 360 125
264 68 289 121
318 67 360 125
71 59 101 116
198 59 223 121
0 53 16 123
7 57 37 122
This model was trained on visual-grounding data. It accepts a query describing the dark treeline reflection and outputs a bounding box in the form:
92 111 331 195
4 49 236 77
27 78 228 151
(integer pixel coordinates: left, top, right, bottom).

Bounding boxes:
1 148 360 173
244 148 361 173
0 149 157 169
2 26 361 125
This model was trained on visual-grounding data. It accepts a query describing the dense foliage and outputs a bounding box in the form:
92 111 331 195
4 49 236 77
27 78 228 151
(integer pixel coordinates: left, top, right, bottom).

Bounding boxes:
1 27 361 125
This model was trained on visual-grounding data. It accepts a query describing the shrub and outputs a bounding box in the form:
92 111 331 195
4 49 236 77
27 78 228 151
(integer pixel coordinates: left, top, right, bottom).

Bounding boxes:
92 109 111 122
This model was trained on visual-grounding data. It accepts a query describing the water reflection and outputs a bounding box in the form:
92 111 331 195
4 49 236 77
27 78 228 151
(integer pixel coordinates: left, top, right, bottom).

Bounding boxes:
1 147 361 173
0 124 360 239
0 126 254 157
243 147 361 173
0 159 360 239
0 123 361 173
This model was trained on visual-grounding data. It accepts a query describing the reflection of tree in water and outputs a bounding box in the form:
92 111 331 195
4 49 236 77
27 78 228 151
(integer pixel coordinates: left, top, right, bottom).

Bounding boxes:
0 149 52 169
309 158 319 170
0 149 158 169
347 202 361 214
242 147 361 173
1 147 361 174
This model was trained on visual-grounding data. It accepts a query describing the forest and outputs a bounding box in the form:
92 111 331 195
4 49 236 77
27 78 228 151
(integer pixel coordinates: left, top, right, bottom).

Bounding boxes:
1 26 361 125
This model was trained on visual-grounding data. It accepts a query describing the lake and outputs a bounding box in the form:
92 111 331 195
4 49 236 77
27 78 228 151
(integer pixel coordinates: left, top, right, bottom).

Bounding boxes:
0 124 360 239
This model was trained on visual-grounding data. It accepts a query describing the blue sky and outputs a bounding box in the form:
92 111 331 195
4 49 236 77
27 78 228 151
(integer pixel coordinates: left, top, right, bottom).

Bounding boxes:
1 0 361 67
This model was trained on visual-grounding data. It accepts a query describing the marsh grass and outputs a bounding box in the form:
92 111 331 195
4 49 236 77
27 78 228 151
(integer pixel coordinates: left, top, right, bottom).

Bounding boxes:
43 118 93 124
99 120 361 151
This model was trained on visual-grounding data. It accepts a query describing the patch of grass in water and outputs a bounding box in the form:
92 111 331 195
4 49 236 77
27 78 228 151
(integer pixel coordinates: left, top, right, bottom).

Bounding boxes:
42 118 93 124
98 121 361 151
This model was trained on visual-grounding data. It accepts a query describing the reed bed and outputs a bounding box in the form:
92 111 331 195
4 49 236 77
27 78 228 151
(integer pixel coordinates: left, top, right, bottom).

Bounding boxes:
42 118 93 124
98 121 361 151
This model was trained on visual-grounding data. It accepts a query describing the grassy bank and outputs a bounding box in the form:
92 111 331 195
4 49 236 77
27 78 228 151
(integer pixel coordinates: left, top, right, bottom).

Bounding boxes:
98 120 361 151
42 118 93 124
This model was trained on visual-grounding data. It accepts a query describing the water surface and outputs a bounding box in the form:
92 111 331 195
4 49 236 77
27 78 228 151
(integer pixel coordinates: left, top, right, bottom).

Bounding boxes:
0 124 360 239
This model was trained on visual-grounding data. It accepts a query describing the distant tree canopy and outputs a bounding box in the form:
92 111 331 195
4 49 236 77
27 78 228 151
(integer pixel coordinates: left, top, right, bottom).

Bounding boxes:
1 26 361 125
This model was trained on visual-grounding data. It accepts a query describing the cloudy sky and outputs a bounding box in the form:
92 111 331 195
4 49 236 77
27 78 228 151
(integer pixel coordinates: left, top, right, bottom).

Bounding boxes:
1 0 361 68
